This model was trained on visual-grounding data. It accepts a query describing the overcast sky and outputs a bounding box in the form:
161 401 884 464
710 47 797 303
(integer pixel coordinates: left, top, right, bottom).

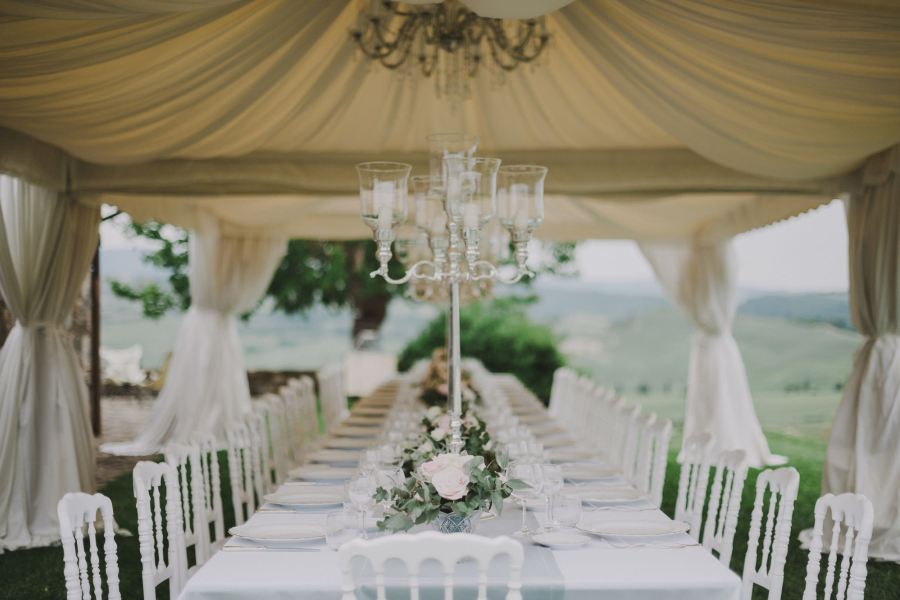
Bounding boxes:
101 199 849 293
574 200 848 293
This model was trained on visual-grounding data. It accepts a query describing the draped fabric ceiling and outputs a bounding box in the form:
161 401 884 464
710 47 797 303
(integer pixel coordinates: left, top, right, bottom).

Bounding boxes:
1 0 899 240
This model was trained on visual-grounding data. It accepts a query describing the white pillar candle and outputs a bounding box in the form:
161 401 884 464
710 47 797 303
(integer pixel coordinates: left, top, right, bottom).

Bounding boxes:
374 181 394 229
511 184 529 230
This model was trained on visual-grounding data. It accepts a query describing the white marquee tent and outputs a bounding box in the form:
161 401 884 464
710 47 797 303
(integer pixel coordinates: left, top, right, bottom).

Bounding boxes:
0 0 898 559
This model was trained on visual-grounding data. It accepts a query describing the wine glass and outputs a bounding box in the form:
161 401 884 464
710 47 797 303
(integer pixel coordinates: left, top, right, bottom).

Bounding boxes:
539 464 564 531
508 462 542 538
346 475 377 539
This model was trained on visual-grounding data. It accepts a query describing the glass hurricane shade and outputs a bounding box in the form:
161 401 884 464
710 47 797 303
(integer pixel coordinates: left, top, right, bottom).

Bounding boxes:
356 161 412 232
426 132 479 190
497 165 547 234
443 156 502 229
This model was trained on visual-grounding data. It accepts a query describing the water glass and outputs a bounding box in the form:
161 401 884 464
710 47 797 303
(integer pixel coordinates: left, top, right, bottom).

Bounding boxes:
539 464 564 530
325 510 359 550
553 493 583 529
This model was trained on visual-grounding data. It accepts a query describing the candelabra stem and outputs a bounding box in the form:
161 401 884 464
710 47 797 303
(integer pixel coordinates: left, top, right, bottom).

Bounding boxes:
448 279 464 454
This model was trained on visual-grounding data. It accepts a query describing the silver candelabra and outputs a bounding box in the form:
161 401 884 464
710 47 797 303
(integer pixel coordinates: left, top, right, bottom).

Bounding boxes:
357 133 547 453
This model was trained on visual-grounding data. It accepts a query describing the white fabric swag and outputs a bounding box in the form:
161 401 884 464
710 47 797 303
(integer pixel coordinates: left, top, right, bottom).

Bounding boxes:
0 175 98 550
101 214 286 455
640 239 783 469
822 145 900 561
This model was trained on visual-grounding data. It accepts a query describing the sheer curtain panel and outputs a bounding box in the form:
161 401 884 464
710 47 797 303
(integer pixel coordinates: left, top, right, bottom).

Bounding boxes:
0 175 98 550
822 145 900 561
102 214 286 455
640 239 782 468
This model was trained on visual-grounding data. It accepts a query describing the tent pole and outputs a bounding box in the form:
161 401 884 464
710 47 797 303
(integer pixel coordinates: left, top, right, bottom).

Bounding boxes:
90 240 101 436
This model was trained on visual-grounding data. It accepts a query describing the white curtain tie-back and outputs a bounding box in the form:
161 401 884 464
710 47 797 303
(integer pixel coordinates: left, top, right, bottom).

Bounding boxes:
190 305 235 319
15 320 66 334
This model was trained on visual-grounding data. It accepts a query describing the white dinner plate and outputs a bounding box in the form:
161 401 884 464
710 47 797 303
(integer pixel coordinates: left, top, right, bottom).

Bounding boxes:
351 407 390 417
575 485 645 503
548 448 600 463
562 465 620 481
228 523 325 549
342 416 384 427
323 437 374 450
289 465 358 482
263 489 344 508
532 530 591 549
330 425 380 438
577 519 689 538
541 436 579 449
308 449 362 465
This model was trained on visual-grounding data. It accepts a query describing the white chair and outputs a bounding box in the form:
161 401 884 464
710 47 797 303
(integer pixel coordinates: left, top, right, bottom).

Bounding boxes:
741 467 800 600
247 409 275 494
338 532 524 600
675 432 714 539
260 393 290 483
225 419 258 525
634 415 673 507
133 461 188 600
57 492 121 600
193 433 226 555
163 442 209 567
319 362 349 430
702 449 748 565
802 493 874 600
617 405 642 477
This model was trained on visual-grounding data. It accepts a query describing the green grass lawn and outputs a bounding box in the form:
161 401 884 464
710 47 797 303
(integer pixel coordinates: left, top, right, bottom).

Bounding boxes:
2 432 898 599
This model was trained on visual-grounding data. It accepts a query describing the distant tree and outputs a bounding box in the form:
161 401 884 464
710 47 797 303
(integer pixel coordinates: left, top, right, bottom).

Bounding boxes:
109 218 577 341
108 219 404 341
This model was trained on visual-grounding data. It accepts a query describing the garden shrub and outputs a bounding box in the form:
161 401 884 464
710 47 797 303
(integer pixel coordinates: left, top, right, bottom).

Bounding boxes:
398 297 564 403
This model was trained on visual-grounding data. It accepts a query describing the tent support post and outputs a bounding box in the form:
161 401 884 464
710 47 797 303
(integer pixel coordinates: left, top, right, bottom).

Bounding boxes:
90 241 101 436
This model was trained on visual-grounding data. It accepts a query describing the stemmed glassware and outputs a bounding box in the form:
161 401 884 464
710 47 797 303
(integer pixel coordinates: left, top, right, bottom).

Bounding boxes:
509 461 542 538
346 474 377 539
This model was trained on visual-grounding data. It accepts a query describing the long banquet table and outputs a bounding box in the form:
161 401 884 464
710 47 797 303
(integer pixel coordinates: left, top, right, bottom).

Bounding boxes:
180 374 741 600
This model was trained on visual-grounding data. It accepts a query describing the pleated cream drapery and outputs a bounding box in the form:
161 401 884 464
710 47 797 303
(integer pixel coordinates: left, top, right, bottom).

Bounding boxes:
640 239 785 469
101 214 287 455
818 146 900 561
0 175 98 551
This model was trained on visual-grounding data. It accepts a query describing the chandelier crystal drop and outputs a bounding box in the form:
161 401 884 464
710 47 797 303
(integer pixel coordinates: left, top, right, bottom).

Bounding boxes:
350 0 550 101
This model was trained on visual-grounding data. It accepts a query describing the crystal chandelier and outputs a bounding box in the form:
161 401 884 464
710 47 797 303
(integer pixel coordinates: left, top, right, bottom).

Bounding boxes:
350 0 550 101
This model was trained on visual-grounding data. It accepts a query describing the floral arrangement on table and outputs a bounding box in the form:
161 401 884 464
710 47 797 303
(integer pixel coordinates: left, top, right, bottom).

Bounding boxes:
418 347 478 408
375 406 524 533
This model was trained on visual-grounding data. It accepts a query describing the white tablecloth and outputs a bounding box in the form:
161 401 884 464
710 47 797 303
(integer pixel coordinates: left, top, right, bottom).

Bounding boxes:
180 504 740 600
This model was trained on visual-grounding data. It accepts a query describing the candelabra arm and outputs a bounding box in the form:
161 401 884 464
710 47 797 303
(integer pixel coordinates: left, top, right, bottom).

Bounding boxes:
370 259 443 284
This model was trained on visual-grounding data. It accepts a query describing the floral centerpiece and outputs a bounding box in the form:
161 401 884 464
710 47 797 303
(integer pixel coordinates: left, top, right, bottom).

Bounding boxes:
418 348 477 408
376 406 523 533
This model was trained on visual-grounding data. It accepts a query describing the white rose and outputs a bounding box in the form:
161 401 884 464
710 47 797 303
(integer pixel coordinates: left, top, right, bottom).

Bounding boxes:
418 438 434 453
425 406 442 421
431 426 448 441
431 464 470 500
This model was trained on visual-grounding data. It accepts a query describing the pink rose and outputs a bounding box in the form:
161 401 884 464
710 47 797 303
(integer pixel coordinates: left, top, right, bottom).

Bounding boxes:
431 464 470 500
